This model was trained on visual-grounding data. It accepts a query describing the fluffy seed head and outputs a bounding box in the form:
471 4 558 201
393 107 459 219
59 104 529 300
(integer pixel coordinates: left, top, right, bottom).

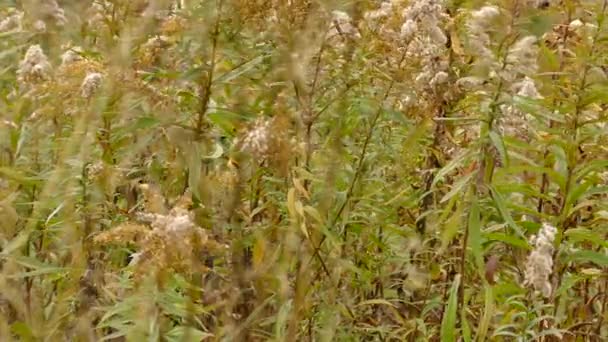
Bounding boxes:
0 10 23 32
523 223 557 297
81 72 103 98
17 45 52 84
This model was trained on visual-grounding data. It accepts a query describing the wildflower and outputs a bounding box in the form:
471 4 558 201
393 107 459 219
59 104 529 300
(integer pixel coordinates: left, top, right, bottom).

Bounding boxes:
138 35 172 66
0 10 23 32
238 118 272 159
467 6 500 61
516 76 543 99
401 0 446 46
430 71 449 87
80 72 103 98
61 47 84 66
33 20 47 32
34 0 67 27
568 19 584 30
17 45 52 84
328 10 360 39
400 19 417 40
87 1 114 32
470 6 500 26
364 1 394 20
94 188 222 277
498 77 542 138
507 36 538 75
456 76 484 90
523 223 557 297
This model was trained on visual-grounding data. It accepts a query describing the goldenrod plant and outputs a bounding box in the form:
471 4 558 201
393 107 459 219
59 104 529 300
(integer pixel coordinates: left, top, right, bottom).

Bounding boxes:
0 0 607 340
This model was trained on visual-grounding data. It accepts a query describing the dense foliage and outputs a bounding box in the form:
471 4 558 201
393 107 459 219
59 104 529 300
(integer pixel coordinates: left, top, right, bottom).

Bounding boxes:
1 0 608 340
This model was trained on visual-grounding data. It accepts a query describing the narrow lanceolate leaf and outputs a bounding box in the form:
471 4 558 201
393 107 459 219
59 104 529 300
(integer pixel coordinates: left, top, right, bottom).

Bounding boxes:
476 286 494 342
468 197 484 280
440 171 475 204
488 131 509 167
489 185 524 238
565 250 608 267
441 274 461 342
564 228 608 248
432 149 473 188
461 309 472 342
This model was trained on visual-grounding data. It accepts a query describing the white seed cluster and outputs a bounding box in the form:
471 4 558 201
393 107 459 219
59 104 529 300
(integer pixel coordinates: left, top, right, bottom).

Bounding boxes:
467 6 500 63
138 207 197 236
523 223 557 297
80 72 103 99
17 45 52 85
499 77 543 138
364 1 394 20
133 206 208 267
328 11 360 39
0 10 23 32
40 0 67 27
60 47 84 66
87 1 115 32
401 0 447 44
506 36 538 78
239 118 273 159
401 0 450 89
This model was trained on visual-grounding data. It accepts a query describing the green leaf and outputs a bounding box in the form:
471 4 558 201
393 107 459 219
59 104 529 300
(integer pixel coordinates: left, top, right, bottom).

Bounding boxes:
432 150 473 188
187 144 203 200
564 228 608 248
133 116 160 130
475 286 494 342
0 167 41 187
565 250 608 267
489 131 508 167
441 274 461 342
462 308 472 342
468 198 484 279
440 171 475 204
165 327 213 342
489 185 525 238
213 54 269 84
11 322 35 342
484 232 531 250
574 159 608 181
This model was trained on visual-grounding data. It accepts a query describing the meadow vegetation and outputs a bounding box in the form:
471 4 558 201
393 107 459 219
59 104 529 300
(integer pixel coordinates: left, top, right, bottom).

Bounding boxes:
1 0 608 340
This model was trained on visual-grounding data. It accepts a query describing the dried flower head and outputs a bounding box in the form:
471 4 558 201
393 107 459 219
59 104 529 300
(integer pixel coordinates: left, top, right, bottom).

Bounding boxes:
0 10 23 32
95 192 221 278
506 35 538 76
365 1 394 20
34 0 67 27
33 20 47 33
523 223 557 297
61 47 84 66
80 72 103 98
499 77 543 138
328 10 360 39
467 6 500 62
137 35 173 67
17 45 52 85
238 117 273 159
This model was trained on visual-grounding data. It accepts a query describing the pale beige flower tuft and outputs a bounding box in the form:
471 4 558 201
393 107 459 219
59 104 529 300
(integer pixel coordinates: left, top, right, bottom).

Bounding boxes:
523 223 557 297
80 72 103 99
17 45 52 85
0 10 23 32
